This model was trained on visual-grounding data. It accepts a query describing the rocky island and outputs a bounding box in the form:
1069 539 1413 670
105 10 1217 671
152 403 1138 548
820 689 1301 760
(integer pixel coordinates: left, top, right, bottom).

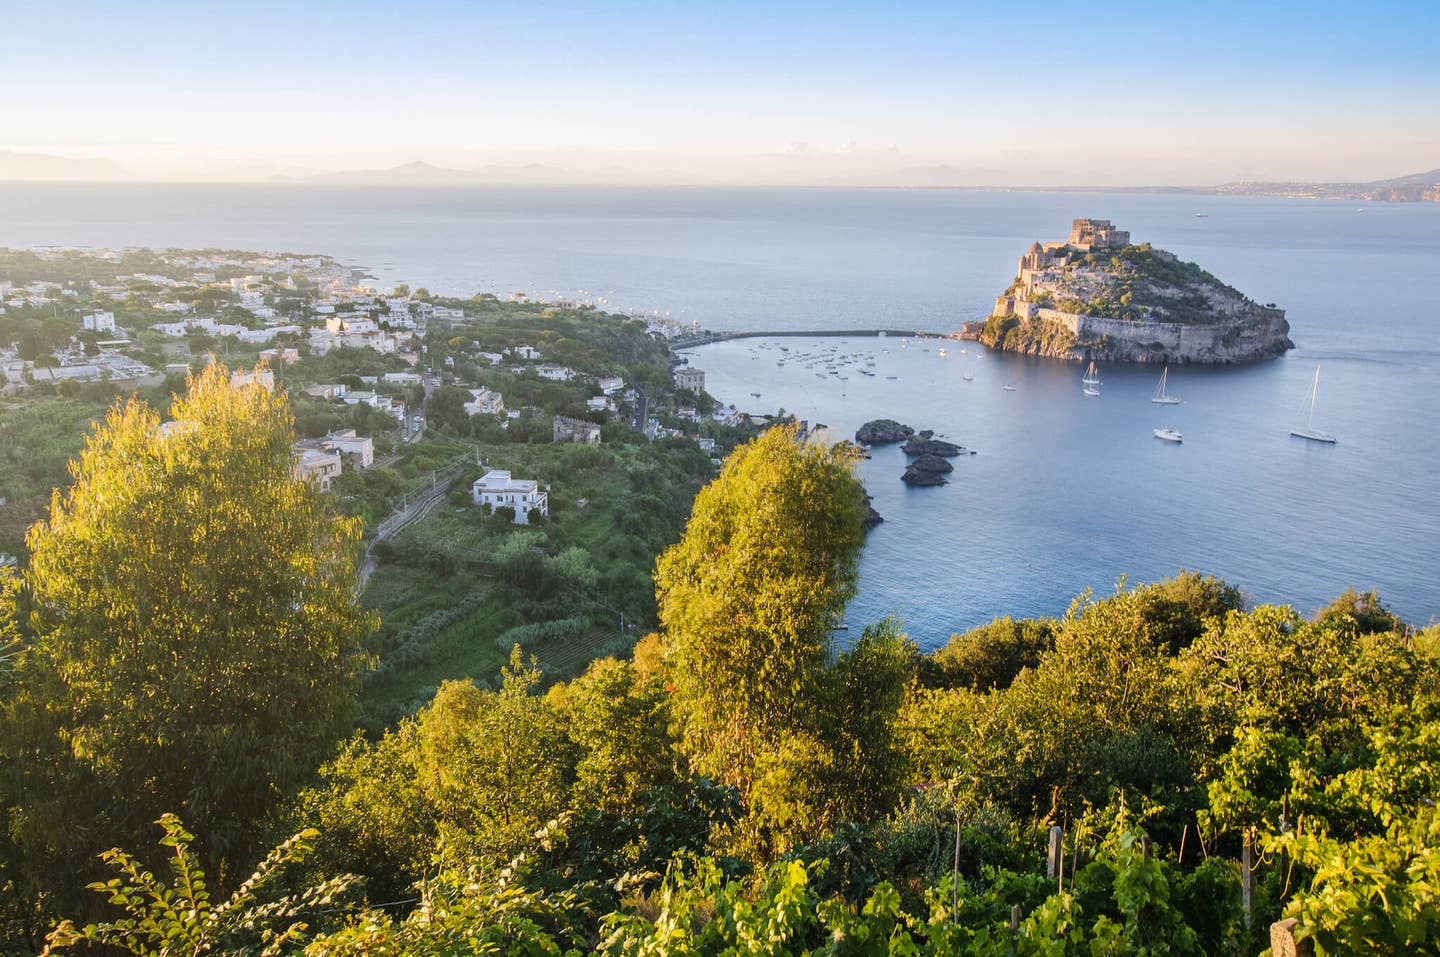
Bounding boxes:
971 218 1293 364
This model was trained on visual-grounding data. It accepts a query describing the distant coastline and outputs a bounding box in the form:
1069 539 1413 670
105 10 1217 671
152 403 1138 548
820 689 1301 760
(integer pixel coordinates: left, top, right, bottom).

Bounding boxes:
1 150 1436 201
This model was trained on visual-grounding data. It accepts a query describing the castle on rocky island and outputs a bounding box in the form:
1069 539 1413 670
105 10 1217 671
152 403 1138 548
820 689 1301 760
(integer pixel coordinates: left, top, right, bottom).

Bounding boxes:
977 218 1293 364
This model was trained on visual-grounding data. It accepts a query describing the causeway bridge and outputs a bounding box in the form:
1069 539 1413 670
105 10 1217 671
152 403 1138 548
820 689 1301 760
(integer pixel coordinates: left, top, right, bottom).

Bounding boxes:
667 327 968 350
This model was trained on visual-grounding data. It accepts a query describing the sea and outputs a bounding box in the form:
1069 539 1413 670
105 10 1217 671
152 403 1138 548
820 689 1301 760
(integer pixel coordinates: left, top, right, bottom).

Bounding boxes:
1 184 1436 643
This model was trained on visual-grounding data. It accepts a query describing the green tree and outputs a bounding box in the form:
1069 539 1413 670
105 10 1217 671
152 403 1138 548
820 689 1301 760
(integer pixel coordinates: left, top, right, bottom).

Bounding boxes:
3 362 374 901
0 566 19 680
655 425 876 853
425 385 472 435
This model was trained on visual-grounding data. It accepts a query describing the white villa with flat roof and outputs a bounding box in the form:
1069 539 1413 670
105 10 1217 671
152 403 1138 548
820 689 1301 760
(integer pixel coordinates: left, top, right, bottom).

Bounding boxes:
323 429 374 469
472 468 548 524
83 311 116 333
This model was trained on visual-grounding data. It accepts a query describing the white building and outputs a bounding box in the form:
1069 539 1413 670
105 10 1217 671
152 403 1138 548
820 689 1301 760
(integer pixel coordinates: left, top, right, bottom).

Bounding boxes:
325 316 379 335
598 375 625 395
463 388 505 416
476 351 505 366
382 371 421 385
471 469 549 524
237 325 302 344
231 368 275 391
674 367 705 393
309 328 397 356
587 395 616 413
537 363 575 382
508 344 542 361
342 390 406 422
294 448 342 491
82 311 116 333
152 317 246 339
323 429 374 469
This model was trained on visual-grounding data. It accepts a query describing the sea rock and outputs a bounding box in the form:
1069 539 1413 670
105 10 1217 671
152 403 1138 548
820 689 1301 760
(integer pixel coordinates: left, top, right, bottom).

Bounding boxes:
901 465 947 486
862 494 884 528
856 419 914 444
902 430 970 457
908 453 954 474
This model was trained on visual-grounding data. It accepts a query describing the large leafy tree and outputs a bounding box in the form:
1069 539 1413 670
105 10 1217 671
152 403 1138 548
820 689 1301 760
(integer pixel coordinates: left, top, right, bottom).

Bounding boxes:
3 362 373 900
654 424 901 854
655 424 865 791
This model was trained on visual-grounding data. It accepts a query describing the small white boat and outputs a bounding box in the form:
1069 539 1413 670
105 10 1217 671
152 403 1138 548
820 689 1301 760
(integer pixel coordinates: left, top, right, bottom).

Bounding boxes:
1001 384 1017 392
962 374 974 382
1290 364 1337 443
1152 366 1182 404
1153 428 1183 443
1082 360 1102 397
938 348 947 357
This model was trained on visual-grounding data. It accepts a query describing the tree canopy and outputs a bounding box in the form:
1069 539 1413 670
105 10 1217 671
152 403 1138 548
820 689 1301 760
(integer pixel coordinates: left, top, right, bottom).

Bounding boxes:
1 361 374 910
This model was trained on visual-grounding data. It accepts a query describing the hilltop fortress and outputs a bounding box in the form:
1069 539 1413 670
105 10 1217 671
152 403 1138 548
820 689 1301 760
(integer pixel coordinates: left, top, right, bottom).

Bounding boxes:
977 219 1293 364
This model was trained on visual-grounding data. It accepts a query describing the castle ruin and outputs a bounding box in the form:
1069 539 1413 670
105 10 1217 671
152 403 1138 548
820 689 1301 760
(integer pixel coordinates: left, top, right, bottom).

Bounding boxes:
1066 218 1129 251
993 219 1133 322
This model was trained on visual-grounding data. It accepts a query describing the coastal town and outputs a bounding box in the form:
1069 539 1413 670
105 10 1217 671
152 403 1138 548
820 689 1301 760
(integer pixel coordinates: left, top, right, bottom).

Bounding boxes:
0 246 766 723
0 246 751 507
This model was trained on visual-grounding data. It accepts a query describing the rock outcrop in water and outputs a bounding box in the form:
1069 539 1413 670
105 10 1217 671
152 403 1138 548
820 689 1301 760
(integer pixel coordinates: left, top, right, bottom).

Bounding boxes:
976 218 1293 364
902 453 954 487
856 419 914 444
901 430 973 457
862 494 884 528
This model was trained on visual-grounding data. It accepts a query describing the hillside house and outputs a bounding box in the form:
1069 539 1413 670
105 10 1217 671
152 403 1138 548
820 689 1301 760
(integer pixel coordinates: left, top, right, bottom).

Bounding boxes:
82 311 116 333
294 448 342 491
472 469 549 524
323 429 374 469
674 366 706 393
464 388 505 416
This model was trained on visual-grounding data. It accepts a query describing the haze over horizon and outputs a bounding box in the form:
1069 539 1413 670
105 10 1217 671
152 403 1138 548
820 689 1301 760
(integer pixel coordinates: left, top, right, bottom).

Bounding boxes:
3 0 1438 186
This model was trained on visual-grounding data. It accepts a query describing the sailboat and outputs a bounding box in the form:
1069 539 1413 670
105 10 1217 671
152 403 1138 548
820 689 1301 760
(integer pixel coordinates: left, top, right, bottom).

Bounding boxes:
1290 364 1337 444
1151 366 1182 404
1082 361 1102 397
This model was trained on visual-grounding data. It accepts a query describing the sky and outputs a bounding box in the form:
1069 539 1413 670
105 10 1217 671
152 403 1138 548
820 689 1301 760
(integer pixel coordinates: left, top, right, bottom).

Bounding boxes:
3 0 1438 185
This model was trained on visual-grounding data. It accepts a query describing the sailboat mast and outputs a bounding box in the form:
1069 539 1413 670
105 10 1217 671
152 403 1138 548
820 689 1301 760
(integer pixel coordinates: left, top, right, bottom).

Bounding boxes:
1309 365 1321 427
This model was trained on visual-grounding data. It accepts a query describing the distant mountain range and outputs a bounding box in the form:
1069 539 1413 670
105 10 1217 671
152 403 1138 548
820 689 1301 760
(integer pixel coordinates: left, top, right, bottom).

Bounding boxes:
0 150 131 181
282 160 674 187
0 150 1436 201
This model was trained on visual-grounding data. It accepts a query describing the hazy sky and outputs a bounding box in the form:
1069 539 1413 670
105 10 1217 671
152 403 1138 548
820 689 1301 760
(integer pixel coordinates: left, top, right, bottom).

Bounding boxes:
4 0 1438 184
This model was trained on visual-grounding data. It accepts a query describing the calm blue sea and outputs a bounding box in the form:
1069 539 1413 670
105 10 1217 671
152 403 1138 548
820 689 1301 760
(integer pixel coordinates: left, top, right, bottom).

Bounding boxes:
1 184 1436 641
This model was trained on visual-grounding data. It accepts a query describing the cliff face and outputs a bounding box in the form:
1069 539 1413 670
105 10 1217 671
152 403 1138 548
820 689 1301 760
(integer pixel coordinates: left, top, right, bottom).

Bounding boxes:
982 227 1293 364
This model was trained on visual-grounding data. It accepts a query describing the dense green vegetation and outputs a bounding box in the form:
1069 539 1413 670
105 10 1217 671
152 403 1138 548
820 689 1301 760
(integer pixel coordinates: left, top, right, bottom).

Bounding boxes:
979 313 1076 355
1061 245 1272 326
3 386 1435 954
0 270 1432 954
358 436 716 730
